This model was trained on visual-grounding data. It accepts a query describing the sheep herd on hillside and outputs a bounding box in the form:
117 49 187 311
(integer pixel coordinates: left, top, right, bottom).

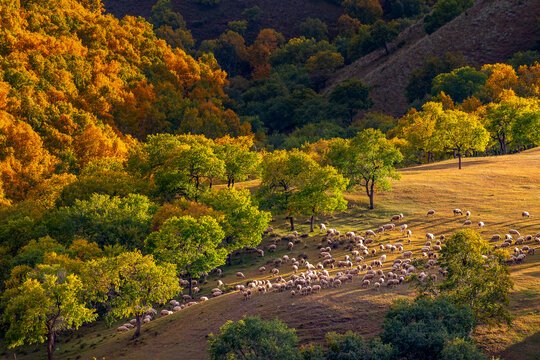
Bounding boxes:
118 209 537 332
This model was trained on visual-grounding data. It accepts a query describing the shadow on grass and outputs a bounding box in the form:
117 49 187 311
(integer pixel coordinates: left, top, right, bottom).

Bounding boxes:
496 331 540 360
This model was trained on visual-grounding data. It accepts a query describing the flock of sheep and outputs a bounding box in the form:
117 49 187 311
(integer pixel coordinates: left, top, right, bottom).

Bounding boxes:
118 209 537 332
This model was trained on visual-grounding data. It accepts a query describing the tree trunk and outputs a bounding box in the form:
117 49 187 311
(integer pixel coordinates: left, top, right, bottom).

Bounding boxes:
289 216 295 231
47 330 55 360
458 153 462 169
366 180 375 210
134 314 141 339
310 215 314 232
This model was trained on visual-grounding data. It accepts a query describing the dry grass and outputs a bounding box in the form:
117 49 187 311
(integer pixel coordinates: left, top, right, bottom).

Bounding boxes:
4 149 540 360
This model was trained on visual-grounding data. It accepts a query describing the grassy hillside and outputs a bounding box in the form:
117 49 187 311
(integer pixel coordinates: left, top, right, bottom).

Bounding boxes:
102 0 344 42
326 0 540 116
5 148 539 360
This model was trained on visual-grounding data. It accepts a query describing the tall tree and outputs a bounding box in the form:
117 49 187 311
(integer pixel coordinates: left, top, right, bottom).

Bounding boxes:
3 271 96 360
326 129 403 209
200 188 271 254
145 216 226 295
436 109 489 169
214 139 260 187
84 251 180 338
439 229 513 326
289 164 348 232
328 79 373 124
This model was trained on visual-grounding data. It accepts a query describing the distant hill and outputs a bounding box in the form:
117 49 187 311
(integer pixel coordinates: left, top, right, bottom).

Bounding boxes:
102 0 344 42
326 0 540 117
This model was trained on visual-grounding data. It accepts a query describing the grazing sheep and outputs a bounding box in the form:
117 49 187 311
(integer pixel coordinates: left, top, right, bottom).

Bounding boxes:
258 266 266 273
426 233 435 240
216 269 222 277
374 282 381 291
402 251 413 258
236 272 245 279
391 214 404 221
427 209 435 216
143 317 151 324
182 295 192 302
173 306 182 312
320 223 327 232
268 244 277 252
365 230 377 238
288 242 294 250
453 209 463 216
407 229 412 238
509 229 520 237
400 224 408 232
117 326 130 332
271 268 279 277
217 280 224 287
200 296 208 301
266 226 274 233
362 280 370 287
522 211 530 218
478 221 485 228
465 211 471 217
491 234 501 241
161 309 170 316
463 220 472 226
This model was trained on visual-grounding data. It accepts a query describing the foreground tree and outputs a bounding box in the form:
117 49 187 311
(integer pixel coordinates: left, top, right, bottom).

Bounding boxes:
208 317 300 360
145 215 227 295
327 129 402 209
381 296 475 360
84 251 180 338
439 229 513 326
3 271 96 360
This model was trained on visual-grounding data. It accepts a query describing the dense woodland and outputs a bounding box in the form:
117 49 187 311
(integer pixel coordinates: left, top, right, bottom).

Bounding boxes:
0 0 539 359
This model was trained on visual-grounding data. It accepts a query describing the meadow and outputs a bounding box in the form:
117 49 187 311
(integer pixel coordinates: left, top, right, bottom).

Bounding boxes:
5 147 538 360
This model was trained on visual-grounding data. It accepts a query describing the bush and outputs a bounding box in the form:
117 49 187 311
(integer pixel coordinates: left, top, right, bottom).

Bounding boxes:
208 317 300 360
381 297 475 360
424 0 474 34
439 338 487 360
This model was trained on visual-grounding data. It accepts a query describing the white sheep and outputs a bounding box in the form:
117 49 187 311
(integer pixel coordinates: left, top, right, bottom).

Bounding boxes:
453 209 463 216
463 220 472 226
426 233 435 240
465 210 471 217
490 234 501 241
509 229 520 237
478 221 485 228
117 326 130 332
427 209 435 216
236 272 245 279
522 211 530 218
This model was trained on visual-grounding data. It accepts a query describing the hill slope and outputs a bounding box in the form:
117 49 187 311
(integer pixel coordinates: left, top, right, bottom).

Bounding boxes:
326 0 540 116
102 0 344 42
9 148 540 360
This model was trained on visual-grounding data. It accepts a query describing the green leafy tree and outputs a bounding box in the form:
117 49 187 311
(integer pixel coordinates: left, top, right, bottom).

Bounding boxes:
299 18 328 42
145 215 226 295
342 0 383 24
328 79 372 124
305 51 345 90
484 93 540 154
435 109 489 169
3 271 96 360
396 102 444 163
228 20 248 35
424 0 474 34
406 52 468 104
381 296 475 360
431 67 487 103
84 251 180 338
208 316 300 360
215 143 260 187
289 164 348 232
46 193 157 248
323 331 396 360
439 338 487 360
200 188 271 254
438 229 513 325
326 129 402 209
370 20 399 55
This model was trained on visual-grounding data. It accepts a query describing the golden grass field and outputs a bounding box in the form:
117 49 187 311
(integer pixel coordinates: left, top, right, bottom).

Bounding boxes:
4 149 539 360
